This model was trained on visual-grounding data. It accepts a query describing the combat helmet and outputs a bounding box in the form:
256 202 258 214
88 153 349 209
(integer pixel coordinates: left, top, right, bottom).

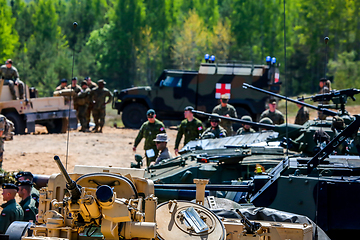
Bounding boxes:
241 115 253 122
259 117 273 125
209 113 221 122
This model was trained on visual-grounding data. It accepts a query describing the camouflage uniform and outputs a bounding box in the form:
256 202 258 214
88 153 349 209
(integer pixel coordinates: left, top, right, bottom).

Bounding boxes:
318 86 330 120
295 106 309 125
134 119 166 166
236 127 256 135
19 196 38 222
67 84 82 110
55 85 68 91
90 87 112 132
77 87 91 131
212 104 237 135
175 117 204 149
155 147 172 165
86 81 98 128
260 109 284 125
0 65 25 100
201 125 227 139
0 115 6 168
0 199 24 233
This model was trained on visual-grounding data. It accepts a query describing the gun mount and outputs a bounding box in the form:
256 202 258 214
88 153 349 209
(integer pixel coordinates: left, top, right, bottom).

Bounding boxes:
5 159 319 240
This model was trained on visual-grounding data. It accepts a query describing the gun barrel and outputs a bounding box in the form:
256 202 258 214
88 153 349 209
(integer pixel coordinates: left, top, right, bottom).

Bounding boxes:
192 110 276 130
54 155 73 184
243 83 338 116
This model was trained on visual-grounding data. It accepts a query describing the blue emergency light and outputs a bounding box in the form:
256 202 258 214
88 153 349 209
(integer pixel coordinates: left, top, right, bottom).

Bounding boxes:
210 55 215 62
266 56 271 63
271 57 276 64
204 54 210 61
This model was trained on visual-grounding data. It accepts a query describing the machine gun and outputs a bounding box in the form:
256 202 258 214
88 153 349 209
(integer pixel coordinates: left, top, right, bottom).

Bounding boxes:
235 209 262 235
298 88 360 116
243 83 338 116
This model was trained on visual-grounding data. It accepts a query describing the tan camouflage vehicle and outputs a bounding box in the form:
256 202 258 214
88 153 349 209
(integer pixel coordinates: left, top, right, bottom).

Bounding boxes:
0 80 77 134
113 57 281 128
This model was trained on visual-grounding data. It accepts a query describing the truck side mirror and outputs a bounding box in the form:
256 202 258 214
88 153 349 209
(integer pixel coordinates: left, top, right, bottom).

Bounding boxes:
159 80 164 88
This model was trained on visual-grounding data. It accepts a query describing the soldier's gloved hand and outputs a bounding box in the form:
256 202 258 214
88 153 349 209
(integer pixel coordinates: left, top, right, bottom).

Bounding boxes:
175 149 179 156
133 146 136 152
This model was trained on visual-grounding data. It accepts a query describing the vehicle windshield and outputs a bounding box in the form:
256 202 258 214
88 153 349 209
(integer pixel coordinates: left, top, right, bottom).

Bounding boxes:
161 76 182 87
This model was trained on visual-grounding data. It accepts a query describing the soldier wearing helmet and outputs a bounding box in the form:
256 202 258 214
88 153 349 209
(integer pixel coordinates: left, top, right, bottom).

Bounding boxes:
318 78 331 120
0 59 25 100
200 114 227 139
212 94 237 135
295 97 309 125
236 115 256 135
259 117 273 131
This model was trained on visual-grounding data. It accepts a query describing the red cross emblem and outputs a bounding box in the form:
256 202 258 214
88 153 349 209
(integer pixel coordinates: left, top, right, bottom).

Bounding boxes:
215 83 231 99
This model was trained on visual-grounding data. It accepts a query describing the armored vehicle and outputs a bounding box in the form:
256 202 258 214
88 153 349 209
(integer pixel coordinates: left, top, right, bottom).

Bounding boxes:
0 80 77 134
5 156 322 240
112 57 281 128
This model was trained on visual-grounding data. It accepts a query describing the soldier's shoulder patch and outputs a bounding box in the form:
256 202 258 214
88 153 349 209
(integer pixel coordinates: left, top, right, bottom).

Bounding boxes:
25 208 30 212
160 127 164 131
198 126 203 131
1 213 6 216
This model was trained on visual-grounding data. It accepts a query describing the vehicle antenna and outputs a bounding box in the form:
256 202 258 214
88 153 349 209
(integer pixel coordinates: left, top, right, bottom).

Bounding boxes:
65 21 78 170
283 0 289 156
324 37 329 78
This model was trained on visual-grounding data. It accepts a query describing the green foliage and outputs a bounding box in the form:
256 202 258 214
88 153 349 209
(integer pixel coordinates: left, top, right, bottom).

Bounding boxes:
4 0 360 99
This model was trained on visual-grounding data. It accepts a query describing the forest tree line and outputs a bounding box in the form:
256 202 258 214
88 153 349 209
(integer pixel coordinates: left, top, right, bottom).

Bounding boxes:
1 0 359 97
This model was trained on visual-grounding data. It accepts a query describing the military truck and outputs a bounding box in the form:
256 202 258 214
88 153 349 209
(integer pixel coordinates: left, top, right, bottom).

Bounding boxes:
0 80 77 134
113 57 281 128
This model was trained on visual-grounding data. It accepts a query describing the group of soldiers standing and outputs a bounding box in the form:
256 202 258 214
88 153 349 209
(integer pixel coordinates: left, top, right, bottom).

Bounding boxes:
0 171 39 234
55 77 112 133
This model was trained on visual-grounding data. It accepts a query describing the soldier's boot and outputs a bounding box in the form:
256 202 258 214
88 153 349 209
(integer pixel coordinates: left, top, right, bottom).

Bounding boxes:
99 126 103 133
93 125 99 133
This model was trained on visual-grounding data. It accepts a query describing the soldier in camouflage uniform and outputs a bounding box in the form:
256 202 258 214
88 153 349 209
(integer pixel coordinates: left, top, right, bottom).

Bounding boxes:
0 115 7 168
17 180 38 222
15 171 40 208
201 114 227 139
55 78 68 91
0 59 25 100
260 98 284 125
295 98 309 125
0 183 24 233
85 77 98 129
318 78 331 120
90 79 112 133
174 106 204 155
133 109 166 167
77 81 91 132
212 94 237 135
68 77 82 112
236 115 256 135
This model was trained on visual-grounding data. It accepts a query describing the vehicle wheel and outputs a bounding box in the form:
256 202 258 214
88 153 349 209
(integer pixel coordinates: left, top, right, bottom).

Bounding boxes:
4 112 26 134
122 103 147 128
5 221 31 240
46 118 67 134
234 107 252 132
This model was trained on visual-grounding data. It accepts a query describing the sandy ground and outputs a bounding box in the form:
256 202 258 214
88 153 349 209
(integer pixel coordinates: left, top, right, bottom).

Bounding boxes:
2 105 360 176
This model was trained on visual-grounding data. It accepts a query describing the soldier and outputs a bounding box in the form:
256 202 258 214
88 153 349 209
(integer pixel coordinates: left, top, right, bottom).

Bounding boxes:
174 106 204 155
318 78 331 120
133 109 166 167
0 59 25 100
17 180 38 222
77 81 91 132
259 117 273 132
0 183 24 233
0 115 8 168
55 78 68 91
236 115 256 135
90 79 112 133
201 114 227 139
85 77 98 129
260 98 284 125
153 133 172 165
15 171 40 208
212 94 237 135
68 77 82 112
295 98 309 125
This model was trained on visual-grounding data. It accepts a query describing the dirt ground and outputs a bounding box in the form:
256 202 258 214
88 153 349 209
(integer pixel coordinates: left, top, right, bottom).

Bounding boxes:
3 105 360 176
